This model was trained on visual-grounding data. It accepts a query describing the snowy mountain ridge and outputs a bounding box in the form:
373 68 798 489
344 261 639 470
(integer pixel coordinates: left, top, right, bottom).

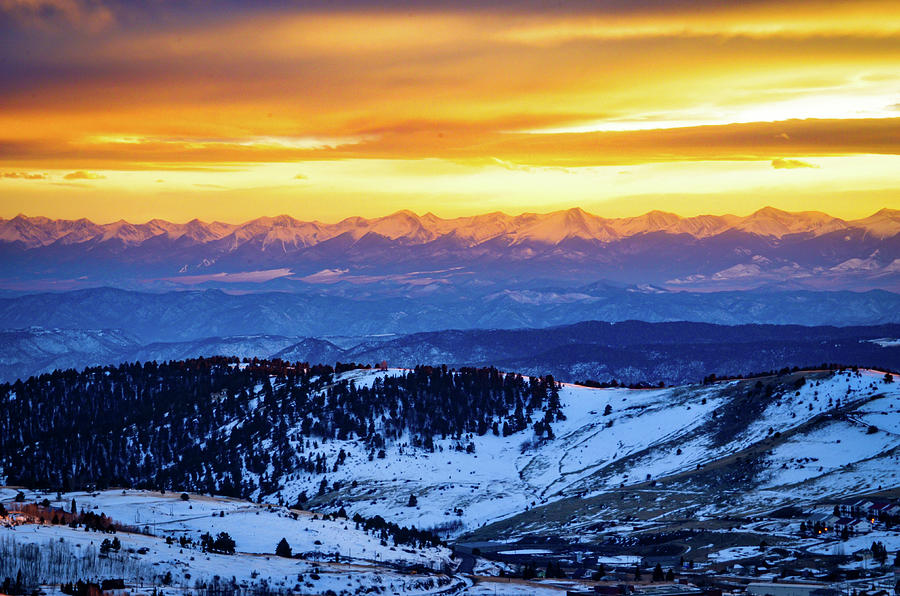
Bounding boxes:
3 207 898 249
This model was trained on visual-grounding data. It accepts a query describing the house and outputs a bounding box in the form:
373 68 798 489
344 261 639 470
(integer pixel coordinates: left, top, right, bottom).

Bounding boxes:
834 517 855 532
633 586 702 596
571 568 592 580
834 517 872 534
806 512 839 531
870 502 899 519
850 499 875 515
747 583 840 596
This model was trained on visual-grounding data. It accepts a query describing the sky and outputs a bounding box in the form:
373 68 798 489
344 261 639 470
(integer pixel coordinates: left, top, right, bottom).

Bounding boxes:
0 0 898 223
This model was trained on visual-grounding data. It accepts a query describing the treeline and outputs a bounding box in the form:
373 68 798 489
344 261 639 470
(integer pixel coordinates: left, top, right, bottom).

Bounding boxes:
349 511 443 549
580 363 895 389
0 357 561 501
9 503 125 533
700 363 894 385
0 537 152 595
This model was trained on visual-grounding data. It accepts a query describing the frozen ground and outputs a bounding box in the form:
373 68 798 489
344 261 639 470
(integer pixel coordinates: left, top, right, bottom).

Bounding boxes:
4 368 900 593
0 517 463 595
270 369 900 538
1 489 560 595
0 488 450 567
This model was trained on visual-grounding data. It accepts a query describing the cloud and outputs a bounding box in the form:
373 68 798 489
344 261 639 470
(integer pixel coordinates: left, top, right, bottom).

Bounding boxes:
2 171 47 179
63 170 105 180
3 117 897 169
771 158 818 169
490 157 533 172
0 0 114 32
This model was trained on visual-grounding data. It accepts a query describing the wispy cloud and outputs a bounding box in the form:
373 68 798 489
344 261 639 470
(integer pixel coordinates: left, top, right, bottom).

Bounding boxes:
771 158 818 169
0 0 114 32
2 171 47 179
63 170 105 180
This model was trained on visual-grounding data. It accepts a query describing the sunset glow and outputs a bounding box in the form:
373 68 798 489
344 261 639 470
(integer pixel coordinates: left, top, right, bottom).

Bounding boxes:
0 0 897 222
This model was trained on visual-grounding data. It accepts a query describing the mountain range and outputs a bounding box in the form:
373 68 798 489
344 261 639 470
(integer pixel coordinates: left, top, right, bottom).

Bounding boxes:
2 207 898 291
3 318 900 385
4 207 898 249
1 284 900 340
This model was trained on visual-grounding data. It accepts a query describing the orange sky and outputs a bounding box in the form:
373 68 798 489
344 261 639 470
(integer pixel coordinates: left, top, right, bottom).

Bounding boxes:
0 0 897 223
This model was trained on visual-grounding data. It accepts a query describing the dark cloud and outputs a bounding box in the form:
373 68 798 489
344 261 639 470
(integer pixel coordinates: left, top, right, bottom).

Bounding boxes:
0 0 114 32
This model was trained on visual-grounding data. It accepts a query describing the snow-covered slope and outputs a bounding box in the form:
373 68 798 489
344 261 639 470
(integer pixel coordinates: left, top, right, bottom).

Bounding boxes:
0 489 473 595
0 488 568 595
243 368 900 539
4 365 899 545
0 488 450 567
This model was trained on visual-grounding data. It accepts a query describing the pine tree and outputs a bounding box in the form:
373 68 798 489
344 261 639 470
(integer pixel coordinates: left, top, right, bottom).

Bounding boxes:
276 537 292 558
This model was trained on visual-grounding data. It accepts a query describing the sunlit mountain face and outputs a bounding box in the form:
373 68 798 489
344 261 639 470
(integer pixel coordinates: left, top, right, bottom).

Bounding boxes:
0 0 897 224
1 208 898 292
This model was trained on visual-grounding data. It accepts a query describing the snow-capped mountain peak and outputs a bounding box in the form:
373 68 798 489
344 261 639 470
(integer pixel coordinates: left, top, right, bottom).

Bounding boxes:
2 207 894 249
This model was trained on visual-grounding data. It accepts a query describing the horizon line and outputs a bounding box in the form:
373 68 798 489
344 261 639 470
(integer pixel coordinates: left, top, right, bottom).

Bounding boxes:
4 205 897 227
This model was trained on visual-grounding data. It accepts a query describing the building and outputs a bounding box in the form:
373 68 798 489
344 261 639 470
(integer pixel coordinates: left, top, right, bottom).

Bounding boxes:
747 583 840 596
452 541 506 556
806 512 839 529
634 586 703 596
850 500 874 515
833 516 871 535
870 502 900 518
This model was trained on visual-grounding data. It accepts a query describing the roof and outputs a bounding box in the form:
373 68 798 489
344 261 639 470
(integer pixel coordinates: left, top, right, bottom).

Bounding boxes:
807 512 837 521
747 583 828 589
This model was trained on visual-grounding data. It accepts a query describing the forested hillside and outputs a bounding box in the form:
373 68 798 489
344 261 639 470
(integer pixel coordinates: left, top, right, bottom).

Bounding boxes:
4 360 900 539
0 359 561 502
